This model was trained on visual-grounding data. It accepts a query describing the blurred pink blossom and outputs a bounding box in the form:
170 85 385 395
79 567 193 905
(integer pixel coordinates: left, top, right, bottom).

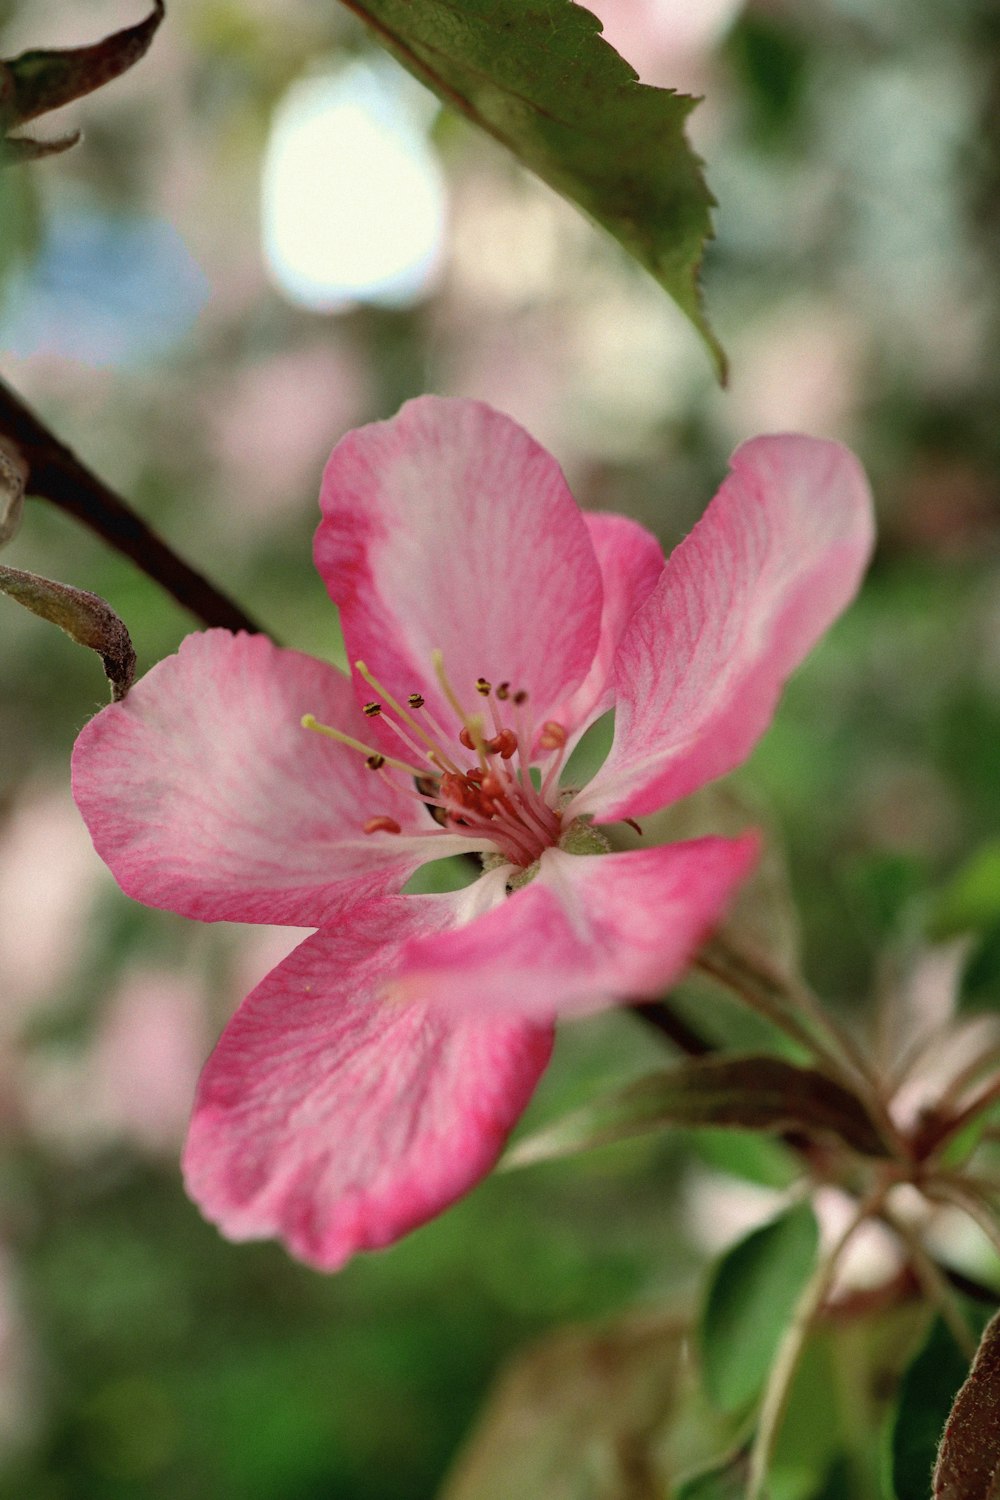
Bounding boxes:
22 969 208 1158
209 343 371 518
0 785 104 1021
582 0 743 87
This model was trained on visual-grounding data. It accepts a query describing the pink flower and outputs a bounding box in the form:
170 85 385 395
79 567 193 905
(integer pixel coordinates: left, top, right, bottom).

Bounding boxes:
71 398 874 1271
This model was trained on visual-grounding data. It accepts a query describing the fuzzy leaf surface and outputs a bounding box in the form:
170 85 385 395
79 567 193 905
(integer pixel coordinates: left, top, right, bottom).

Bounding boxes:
0 565 135 700
933 1307 1000 1500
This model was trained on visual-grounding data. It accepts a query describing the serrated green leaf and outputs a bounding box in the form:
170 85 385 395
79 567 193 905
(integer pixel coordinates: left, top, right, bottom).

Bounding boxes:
700 1203 820 1415
932 1306 1000 1500
337 0 724 377
504 1054 887 1170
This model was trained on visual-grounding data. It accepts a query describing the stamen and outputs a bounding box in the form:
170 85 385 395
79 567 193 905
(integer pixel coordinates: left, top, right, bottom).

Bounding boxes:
407 693 425 710
513 689 528 706
366 754 385 770
476 677 491 696
364 816 401 835
539 720 567 750
414 698 456 753
354 660 460 772
496 682 510 701
431 648 473 729
363 701 382 717
301 714 425 778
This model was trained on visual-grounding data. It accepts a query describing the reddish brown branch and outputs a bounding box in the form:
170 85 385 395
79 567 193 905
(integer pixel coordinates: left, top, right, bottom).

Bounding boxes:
0 376 264 635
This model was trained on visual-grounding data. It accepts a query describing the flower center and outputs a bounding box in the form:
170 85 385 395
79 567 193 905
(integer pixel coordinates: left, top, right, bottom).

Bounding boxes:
302 652 571 867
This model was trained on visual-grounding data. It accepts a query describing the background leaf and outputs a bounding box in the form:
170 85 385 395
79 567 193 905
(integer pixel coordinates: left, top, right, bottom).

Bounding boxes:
699 1203 819 1415
929 843 1000 940
337 0 724 376
675 1451 749 1500
437 1312 686 1500
505 1055 887 1169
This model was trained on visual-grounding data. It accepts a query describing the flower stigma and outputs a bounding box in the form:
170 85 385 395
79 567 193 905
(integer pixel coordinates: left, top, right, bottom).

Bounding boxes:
300 652 579 867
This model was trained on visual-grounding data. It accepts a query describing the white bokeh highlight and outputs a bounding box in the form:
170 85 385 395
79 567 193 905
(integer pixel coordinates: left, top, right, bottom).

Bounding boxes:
261 60 446 311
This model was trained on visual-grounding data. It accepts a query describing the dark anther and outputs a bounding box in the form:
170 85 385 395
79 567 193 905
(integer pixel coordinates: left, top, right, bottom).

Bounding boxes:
496 682 510 700
513 689 528 705
363 701 382 717
366 753 385 770
407 693 425 709
475 677 491 695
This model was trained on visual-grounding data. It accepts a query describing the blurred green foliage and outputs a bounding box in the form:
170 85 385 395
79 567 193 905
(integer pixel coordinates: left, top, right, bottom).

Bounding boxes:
1 0 1000 1494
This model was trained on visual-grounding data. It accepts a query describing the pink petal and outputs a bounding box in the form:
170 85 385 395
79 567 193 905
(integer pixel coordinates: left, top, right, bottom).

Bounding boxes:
315 397 604 737
397 837 758 1021
574 435 875 822
555 511 664 735
72 631 456 926
183 896 554 1270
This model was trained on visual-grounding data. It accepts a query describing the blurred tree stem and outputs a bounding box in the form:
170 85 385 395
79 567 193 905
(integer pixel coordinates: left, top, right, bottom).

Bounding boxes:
628 998 715 1056
0 375 264 634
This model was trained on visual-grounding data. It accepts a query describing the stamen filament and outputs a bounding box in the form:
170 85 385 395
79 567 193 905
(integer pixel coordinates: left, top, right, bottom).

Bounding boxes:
354 661 461 773
301 714 426 778
418 699 458 751
431 648 478 742
541 742 569 800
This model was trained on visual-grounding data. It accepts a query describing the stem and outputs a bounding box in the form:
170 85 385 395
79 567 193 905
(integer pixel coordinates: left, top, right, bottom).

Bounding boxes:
924 1074 1000 1159
628 998 716 1057
881 1205 978 1359
747 1191 884 1500
698 936 908 1161
696 940 844 1069
0 376 265 635
935 1043 1000 1116
927 1178 1000 1264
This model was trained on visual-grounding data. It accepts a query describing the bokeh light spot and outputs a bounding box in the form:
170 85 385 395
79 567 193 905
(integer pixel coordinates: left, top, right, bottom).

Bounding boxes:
261 60 446 311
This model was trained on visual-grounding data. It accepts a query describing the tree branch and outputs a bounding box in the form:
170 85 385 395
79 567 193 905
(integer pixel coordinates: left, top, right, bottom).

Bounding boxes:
0 375 265 635
628 998 716 1056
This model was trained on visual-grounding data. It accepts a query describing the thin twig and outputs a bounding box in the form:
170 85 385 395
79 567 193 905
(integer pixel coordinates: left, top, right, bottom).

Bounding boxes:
881 1205 978 1359
0 375 266 634
927 1178 1000 1264
698 936 908 1162
628 997 716 1056
922 1074 1000 1160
